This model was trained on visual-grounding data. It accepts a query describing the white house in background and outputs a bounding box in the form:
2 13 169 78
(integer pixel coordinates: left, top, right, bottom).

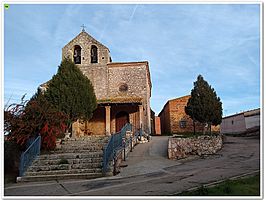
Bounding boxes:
220 108 260 134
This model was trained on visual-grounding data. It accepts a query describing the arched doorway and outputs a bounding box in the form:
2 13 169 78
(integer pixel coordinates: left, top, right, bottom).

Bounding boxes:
115 111 129 132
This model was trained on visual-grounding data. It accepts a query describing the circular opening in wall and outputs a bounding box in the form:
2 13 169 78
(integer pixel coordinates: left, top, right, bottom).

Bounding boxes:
119 83 128 92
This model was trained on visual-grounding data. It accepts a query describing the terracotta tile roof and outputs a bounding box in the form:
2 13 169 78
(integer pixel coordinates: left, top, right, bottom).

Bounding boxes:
97 97 142 104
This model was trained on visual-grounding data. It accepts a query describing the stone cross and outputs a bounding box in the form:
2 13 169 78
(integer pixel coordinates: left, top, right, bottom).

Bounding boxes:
81 24 86 32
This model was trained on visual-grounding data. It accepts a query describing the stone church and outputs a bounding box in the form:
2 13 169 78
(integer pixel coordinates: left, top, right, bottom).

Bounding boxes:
61 30 152 137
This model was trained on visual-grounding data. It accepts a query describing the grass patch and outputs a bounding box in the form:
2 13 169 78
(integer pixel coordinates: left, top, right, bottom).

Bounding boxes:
178 174 260 196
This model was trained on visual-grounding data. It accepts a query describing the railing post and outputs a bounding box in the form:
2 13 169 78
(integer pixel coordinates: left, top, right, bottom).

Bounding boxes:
122 137 126 161
130 136 133 152
124 146 126 161
37 136 41 156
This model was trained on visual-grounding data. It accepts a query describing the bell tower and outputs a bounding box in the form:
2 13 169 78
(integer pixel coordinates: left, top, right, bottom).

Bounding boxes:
62 27 112 67
61 28 112 100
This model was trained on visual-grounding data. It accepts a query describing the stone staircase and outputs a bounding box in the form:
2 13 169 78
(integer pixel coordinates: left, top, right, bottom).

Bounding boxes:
17 136 110 182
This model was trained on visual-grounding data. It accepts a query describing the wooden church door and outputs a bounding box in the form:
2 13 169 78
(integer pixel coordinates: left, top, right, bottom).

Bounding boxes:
115 111 129 132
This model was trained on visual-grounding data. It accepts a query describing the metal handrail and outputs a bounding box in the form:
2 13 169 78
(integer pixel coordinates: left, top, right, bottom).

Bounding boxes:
102 123 132 174
19 135 41 176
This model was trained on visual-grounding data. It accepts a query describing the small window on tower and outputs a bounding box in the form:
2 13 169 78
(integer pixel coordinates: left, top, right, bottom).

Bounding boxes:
91 45 98 63
73 45 81 64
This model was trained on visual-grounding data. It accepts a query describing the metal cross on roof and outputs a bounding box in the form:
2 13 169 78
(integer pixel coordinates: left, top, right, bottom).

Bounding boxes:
81 24 86 32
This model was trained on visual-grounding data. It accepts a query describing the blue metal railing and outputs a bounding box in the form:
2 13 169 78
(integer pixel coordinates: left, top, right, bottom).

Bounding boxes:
102 123 132 174
133 126 143 142
19 135 41 177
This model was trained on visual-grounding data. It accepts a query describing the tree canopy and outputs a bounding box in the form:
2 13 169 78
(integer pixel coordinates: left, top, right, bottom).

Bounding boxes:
44 58 97 125
185 75 223 134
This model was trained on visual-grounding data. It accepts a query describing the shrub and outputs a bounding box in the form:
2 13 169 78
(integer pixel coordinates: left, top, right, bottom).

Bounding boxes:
4 140 21 182
4 93 68 151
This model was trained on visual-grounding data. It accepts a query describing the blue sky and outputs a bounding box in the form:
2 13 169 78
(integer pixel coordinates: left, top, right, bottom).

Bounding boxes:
4 4 261 116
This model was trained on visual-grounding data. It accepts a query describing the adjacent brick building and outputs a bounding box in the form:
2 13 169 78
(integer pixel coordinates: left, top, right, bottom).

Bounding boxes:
155 116 161 135
220 108 260 134
42 30 152 137
158 95 205 134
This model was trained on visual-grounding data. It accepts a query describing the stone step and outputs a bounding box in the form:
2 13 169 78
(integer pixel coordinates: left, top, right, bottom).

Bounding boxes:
38 152 103 160
58 141 106 146
27 163 102 172
32 157 102 166
28 162 102 172
50 148 104 154
18 173 104 182
65 137 109 142
60 142 106 146
25 168 102 176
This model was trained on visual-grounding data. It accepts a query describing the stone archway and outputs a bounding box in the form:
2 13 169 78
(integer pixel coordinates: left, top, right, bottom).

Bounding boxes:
115 111 129 132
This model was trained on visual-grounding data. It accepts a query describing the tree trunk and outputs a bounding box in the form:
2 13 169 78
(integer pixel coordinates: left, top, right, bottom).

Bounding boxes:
193 119 196 136
209 122 212 135
203 123 207 135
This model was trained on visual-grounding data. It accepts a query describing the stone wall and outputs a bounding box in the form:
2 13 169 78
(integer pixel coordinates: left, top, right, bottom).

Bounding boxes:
62 31 152 135
62 31 111 66
108 62 151 133
168 135 223 159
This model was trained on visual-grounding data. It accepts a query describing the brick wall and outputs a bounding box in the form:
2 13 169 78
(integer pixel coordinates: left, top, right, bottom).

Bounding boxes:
159 95 205 134
155 116 161 135
159 103 171 134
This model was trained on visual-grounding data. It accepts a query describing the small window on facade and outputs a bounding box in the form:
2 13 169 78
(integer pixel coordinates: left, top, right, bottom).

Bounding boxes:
179 120 187 128
232 120 234 125
119 83 128 92
73 45 81 64
91 45 98 63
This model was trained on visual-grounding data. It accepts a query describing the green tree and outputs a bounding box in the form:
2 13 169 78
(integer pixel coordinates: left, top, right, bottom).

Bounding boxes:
44 58 97 133
185 75 222 135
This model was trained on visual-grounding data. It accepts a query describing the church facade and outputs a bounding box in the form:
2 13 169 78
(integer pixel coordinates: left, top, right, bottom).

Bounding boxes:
61 30 152 137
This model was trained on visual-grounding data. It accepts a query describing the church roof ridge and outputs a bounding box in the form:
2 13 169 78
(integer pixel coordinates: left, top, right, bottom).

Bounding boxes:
107 61 149 65
65 30 110 51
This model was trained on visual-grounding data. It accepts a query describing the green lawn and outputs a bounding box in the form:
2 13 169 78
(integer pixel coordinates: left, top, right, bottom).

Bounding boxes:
178 174 260 196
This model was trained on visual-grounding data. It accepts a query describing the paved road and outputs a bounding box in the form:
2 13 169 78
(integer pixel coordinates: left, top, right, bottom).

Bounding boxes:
4 135 260 197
